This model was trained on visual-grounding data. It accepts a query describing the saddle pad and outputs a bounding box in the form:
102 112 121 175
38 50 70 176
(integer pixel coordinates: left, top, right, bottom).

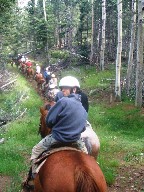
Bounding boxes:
35 147 81 165
35 147 81 173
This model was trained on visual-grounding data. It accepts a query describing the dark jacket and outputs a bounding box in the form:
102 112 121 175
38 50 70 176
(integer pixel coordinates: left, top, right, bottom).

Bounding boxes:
55 91 89 112
54 91 63 102
46 93 87 142
79 92 89 113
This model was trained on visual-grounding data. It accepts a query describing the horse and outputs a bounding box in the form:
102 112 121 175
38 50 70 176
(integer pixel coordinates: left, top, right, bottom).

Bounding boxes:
20 63 26 74
30 106 107 192
35 73 45 90
11 57 21 68
26 67 34 79
38 104 55 137
33 149 107 192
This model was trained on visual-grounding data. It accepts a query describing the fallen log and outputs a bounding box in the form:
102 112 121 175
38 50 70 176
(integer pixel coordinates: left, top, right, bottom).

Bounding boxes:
0 79 17 90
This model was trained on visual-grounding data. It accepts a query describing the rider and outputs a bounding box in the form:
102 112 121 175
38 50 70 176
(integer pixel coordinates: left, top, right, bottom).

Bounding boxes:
54 76 100 157
25 60 32 68
34 64 41 80
20 55 26 63
46 83 59 101
54 77 88 112
35 64 41 74
49 73 58 88
22 76 88 191
43 68 51 84
42 68 51 91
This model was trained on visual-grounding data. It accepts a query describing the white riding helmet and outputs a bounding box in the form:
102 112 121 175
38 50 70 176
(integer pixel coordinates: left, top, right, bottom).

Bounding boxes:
59 76 80 88
49 84 55 89
51 74 55 78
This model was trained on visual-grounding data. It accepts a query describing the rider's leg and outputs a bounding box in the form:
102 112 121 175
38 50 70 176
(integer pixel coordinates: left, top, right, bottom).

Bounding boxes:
76 138 88 154
22 134 57 190
24 134 57 181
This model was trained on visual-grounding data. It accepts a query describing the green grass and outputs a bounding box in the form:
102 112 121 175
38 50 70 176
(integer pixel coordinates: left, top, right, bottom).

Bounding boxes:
0 64 144 191
0 66 43 191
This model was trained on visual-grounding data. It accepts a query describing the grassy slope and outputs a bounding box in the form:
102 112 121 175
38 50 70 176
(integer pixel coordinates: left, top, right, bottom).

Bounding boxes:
0 65 144 191
0 68 43 191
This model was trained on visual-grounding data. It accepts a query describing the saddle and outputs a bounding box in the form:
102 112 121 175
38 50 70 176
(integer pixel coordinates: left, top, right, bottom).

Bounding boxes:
35 146 81 166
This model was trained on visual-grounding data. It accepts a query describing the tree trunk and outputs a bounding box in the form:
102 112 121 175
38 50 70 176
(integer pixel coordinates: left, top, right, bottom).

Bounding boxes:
90 0 96 65
43 0 50 65
32 0 36 59
135 0 144 107
100 0 106 71
127 0 137 95
115 0 122 101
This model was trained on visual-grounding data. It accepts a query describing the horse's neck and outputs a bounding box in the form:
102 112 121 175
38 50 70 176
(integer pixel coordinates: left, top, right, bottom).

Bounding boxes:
44 101 55 110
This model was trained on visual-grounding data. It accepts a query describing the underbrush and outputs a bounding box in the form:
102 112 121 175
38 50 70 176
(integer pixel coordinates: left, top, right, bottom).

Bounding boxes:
0 64 144 191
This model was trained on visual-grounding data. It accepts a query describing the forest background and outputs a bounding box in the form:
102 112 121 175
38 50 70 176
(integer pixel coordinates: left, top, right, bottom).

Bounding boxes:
0 0 144 191
0 0 144 107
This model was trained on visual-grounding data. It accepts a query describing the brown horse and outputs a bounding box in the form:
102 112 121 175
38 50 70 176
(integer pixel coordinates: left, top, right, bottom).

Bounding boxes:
35 73 45 90
26 67 34 79
33 150 107 192
38 104 55 137
31 107 107 192
20 63 26 74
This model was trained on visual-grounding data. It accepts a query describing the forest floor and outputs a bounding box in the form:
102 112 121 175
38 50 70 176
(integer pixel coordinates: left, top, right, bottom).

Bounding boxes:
0 71 144 192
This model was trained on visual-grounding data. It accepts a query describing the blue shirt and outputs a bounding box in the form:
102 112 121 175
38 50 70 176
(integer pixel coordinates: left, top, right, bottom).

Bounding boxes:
46 94 87 142
43 71 48 79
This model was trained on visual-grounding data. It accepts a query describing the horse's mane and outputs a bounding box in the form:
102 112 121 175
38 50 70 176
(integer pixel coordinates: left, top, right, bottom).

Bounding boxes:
39 104 55 138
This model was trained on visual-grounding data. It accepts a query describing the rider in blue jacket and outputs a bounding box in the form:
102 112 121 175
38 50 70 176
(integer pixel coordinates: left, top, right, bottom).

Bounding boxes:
22 76 88 191
46 93 87 142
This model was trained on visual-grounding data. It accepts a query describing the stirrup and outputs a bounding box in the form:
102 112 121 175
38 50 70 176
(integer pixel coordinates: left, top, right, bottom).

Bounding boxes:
22 179 34 191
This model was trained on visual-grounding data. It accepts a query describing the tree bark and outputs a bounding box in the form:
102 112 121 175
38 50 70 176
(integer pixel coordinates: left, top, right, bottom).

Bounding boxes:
43 0 50 65
127 0 137 95
135 0 144 107
90 0 95 65
115 0 122 101
100 0 106 70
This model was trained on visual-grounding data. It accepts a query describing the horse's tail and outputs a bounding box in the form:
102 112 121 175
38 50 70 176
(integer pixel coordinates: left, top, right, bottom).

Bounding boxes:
75 167 101 192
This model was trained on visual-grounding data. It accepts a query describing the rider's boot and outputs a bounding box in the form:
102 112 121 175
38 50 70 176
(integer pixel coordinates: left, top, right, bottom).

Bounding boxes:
21 167 35 191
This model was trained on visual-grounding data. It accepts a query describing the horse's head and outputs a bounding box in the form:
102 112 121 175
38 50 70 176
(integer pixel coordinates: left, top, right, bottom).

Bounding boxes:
39 106 52 138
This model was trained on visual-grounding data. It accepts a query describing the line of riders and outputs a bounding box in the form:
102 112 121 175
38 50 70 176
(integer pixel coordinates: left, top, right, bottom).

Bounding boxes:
22 75 101 191
13 54 59 101
14 55 104 191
